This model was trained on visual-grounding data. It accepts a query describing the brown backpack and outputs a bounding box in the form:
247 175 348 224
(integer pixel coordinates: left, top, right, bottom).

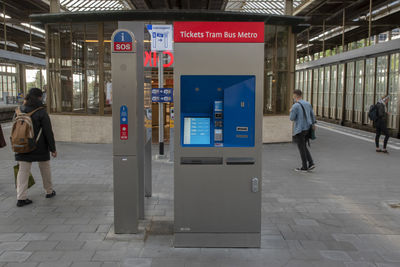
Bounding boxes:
10 107 44 153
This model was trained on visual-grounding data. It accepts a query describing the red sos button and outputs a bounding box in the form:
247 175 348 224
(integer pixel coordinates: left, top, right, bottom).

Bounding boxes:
114 42 132 52
120 124 128 140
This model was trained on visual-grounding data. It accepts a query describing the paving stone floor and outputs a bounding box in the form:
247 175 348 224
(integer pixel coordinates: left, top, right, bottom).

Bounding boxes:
1 122 400 267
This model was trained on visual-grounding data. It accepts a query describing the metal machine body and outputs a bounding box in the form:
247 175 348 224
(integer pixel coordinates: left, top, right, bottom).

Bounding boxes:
111 28 139 233
111 23 152 233
173 22 265 247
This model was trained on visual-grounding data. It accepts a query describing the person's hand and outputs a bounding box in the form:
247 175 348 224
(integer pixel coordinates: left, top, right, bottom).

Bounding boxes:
51 151 57 158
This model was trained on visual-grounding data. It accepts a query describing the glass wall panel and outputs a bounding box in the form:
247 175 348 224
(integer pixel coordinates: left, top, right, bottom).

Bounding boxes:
330 65 337 119
299 71 304 92
318 67 324 116
47 22 109 115
303 70 308 101
0 64 18 104
312 68 318 113
364 58 375 124
376 56 388 102
263 25 290 115
323 66 330 117
307 69 312 103
345 62 355 121
87 70 99 114
73 72 84 112
295 71 299 90
2 76 7 101
354 60 364 123
388 53 400 130
0 75 3 101
26 69 42 89
337 64 345 120
8 76 13 97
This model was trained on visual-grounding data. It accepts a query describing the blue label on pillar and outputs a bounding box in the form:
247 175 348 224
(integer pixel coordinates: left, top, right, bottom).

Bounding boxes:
120 105 128 124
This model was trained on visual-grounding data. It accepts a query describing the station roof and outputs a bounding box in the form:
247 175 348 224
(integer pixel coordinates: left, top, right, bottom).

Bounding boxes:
30 10 307 31
225 0 303 15
0 0 48 59
295 0 400 58
1 0 308 62
58 0 226 10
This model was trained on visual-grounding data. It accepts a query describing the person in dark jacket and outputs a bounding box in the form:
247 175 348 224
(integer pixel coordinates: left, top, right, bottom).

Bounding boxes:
15 88 57 207
375 95 390 153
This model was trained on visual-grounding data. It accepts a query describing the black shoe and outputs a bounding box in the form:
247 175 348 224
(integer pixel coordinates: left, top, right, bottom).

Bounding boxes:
294 167 308 173
16 199 33 207
308 164 316 171
45 190 56 198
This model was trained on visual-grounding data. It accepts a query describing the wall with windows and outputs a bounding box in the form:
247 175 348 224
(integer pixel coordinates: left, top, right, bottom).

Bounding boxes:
47 22 118 115
46 22 296 143
0 63 17 104
296 52 400 137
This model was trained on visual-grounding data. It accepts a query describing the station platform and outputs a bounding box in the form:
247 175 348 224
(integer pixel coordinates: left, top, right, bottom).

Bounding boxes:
0 121 400 267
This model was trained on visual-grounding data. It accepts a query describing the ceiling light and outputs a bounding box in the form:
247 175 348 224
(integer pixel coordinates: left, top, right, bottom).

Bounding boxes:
21 23 46 34
0 13 11 19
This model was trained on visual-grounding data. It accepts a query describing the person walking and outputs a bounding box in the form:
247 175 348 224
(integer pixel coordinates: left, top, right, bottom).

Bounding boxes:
290 89 316 172
14 88 57 207
375 96 390 153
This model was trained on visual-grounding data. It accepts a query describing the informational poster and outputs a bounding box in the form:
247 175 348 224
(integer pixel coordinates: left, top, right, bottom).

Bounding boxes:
146 25 173 51
151 88 173 103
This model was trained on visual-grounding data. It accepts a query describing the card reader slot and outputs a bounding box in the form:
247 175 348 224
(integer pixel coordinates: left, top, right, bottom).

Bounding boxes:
225 157 255 165
181 157 223 165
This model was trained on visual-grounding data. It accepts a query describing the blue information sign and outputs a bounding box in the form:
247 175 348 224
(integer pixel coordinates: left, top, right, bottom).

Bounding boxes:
151 88 173 103
120 105 128 124
113 31 133 43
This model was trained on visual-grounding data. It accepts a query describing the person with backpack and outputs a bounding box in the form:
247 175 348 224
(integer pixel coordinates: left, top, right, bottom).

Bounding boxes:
374 96 390 153
11 88 57 207
290 89 316 172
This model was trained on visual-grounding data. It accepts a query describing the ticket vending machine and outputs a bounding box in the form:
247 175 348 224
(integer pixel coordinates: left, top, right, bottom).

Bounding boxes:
173 22 265 247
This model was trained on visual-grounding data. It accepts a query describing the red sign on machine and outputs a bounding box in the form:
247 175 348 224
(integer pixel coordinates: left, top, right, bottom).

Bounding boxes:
120 124 128 140
173 22 264 43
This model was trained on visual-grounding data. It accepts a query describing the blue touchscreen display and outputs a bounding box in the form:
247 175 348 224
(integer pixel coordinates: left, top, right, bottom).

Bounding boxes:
183 117 210 145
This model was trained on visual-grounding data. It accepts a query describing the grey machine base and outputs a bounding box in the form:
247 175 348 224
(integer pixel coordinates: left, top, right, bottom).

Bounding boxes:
174 233 260 248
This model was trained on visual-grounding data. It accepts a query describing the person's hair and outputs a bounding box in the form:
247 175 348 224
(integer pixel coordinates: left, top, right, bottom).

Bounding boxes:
293 89 302 97
25 88 43 107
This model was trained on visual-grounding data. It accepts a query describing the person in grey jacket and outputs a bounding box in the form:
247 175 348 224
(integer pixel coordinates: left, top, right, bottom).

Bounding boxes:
290 89 316 172
375 96 390 153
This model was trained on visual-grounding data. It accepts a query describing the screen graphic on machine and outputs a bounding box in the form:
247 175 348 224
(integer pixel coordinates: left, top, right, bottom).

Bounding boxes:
183 117 211 145
180 75 255 147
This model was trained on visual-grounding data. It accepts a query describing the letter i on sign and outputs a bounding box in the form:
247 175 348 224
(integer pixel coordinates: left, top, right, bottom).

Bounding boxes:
121 32 125 42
